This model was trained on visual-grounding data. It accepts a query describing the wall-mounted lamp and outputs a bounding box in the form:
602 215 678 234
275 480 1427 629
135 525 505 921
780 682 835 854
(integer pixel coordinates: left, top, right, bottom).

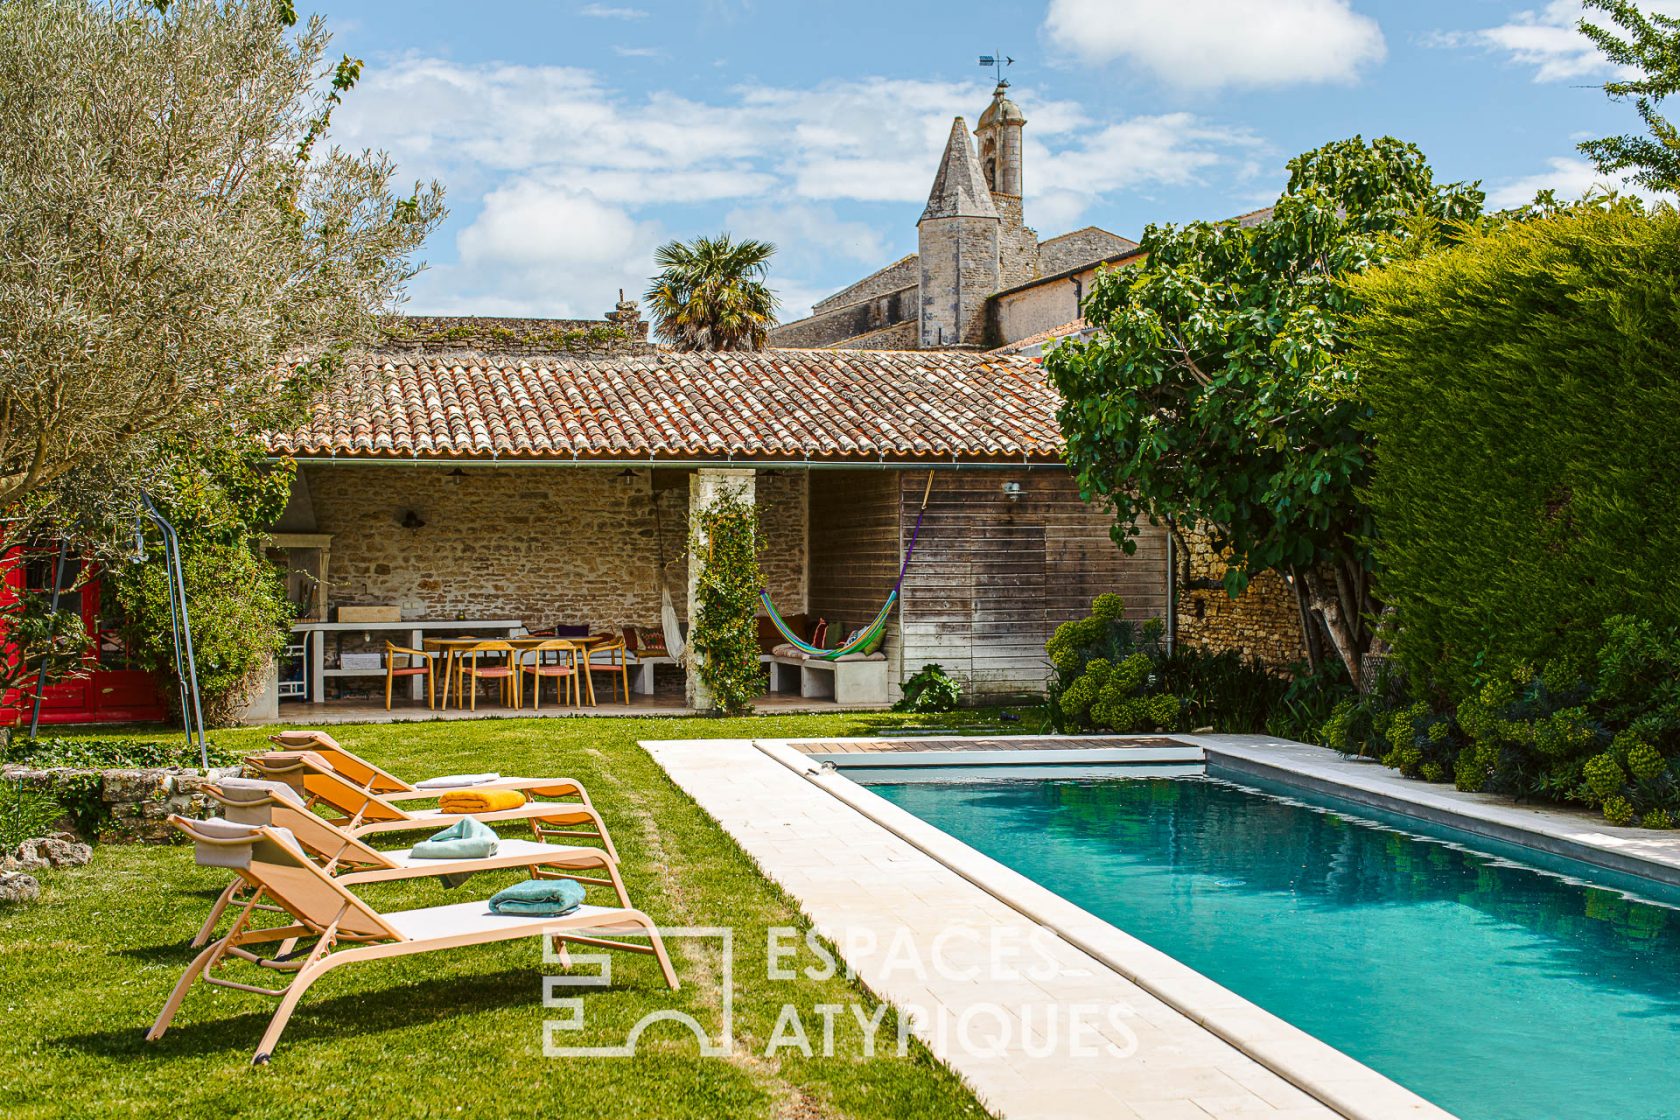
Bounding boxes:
445 467 467 486
1002 481 1022 503
398 510 426 530
615 468 638 482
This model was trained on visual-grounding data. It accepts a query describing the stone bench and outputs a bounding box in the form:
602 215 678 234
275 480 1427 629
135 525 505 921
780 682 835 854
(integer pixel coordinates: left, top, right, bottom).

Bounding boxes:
767 654 890 706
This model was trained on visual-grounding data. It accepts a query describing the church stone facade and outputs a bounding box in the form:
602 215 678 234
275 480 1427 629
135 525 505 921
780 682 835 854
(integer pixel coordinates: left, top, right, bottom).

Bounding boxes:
769 83 1138 351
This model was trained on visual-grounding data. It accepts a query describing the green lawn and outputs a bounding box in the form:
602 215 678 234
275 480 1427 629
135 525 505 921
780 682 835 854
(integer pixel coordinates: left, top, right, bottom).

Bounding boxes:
0 711 1025 1119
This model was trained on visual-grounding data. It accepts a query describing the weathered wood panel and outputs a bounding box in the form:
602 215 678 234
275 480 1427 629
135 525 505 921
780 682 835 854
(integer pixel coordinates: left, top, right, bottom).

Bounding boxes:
897 470 1166 702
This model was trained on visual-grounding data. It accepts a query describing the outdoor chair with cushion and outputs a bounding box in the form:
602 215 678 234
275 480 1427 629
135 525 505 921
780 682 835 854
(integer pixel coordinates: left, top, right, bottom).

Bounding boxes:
383 641 436 711
514 639 585 709
148 817 677 1064
454 639 519 711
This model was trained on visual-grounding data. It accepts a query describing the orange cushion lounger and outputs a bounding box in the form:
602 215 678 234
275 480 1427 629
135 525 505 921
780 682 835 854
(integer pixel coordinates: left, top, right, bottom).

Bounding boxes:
148 817 677 1064
244 751 619 862
438 788 528 813
187 778 632 949
266 730 582 800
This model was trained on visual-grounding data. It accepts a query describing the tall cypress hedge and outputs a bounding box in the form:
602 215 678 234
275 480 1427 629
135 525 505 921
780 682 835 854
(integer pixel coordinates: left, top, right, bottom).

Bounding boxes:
1351 204 1680 695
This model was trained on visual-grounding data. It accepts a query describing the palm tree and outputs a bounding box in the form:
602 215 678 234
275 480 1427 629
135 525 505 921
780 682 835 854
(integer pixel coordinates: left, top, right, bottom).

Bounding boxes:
644 234 779 351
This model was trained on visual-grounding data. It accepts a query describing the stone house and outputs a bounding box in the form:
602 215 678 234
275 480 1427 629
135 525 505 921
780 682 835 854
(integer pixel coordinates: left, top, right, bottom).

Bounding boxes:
261 314 1171 706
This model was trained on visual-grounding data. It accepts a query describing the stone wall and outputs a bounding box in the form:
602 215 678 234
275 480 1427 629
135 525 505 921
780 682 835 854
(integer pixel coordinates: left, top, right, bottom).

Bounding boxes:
809 255 920 317
768 286 917 349
2 765 240 843
994 196 1042 291
919 216 1001 347
300 464 806 635
1174 532 1307 671
828 319 919 351
1038 227 1138 276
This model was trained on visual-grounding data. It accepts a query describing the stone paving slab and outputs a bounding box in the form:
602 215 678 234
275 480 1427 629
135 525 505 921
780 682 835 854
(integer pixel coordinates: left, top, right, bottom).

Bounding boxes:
642 737 1421 1120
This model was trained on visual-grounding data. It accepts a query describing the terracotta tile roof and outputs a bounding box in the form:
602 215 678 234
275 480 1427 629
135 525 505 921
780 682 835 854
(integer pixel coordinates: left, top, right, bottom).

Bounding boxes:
265 349 1067 464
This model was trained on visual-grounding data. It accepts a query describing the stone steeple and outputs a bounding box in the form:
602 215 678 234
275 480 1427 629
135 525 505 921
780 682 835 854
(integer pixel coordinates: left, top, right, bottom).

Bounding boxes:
917 117 1001 348
920 117 998 222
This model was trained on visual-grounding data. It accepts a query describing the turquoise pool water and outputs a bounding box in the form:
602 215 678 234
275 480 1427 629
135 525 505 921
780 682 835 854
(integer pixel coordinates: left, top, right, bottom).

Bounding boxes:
862 770 1680 1120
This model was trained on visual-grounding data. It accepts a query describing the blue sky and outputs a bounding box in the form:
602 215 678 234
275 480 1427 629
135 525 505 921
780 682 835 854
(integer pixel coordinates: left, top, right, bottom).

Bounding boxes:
321 0 1674 321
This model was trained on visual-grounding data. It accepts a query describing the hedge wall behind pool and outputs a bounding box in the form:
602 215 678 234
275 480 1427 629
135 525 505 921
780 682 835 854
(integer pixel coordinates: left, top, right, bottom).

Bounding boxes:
1351 204 1680 695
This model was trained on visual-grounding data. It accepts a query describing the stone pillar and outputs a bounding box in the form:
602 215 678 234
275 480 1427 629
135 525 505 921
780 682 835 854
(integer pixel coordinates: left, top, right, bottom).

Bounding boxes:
685 468 756 710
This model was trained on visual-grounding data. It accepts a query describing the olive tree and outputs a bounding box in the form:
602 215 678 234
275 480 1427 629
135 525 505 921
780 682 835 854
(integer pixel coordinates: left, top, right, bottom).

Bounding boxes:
1046 137 1482 687
0 0 443 512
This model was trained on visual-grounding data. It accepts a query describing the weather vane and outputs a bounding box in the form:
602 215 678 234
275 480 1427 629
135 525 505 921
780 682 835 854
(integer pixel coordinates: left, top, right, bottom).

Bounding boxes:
979 52 1013 86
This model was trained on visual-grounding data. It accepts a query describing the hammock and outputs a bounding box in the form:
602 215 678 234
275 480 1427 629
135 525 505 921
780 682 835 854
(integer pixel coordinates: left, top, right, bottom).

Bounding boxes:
761 472 933 661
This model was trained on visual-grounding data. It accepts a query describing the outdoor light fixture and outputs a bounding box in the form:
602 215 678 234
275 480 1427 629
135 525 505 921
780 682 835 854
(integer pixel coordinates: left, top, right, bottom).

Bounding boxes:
1002 481 1022 502
445 467 467 486
399 510 426 530
616 468 638 481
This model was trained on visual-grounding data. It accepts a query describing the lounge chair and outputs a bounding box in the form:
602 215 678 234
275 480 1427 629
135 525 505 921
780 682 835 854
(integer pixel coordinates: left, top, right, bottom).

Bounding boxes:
244 751 620 862
148 817 677 1064
265 729 590 800
188 777 631 948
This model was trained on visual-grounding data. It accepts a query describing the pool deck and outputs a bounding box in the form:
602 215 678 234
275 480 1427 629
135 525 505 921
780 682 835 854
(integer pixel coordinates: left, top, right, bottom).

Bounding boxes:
644 735 1450 1120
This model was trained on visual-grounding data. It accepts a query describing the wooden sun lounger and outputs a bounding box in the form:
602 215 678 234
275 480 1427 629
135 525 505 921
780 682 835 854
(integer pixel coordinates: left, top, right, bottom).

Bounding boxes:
148 817 677 1064
245 750 620 862
189 778 631 948
266 729 590 800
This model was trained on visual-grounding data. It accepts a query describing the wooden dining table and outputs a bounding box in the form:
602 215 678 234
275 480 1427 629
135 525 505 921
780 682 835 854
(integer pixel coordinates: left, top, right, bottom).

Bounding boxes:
427 635 605 710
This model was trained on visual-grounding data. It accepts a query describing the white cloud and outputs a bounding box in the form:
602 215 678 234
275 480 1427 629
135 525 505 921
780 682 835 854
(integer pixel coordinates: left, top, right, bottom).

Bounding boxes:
579 3 648 19
1434 1 1680 82
1485 155 1665 208
417 179 663 317
614 46 664 58
337 60 1261 315
1043 0 1386 90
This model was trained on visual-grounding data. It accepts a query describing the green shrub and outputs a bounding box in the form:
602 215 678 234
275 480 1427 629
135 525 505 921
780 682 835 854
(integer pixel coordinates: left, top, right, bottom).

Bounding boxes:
0 781 66 850
1436 617 1680 823
2 736 236 770
1352 202 1680 698
1155 648 1288 733
689 488 766 715
895 664 960 713
1046 596 1182 734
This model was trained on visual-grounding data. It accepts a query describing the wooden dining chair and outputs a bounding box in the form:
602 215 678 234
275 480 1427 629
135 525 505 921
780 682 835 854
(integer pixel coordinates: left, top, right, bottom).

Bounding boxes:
586 633 630 705
384 642 436 711
455 640 519 711
515 639 582 710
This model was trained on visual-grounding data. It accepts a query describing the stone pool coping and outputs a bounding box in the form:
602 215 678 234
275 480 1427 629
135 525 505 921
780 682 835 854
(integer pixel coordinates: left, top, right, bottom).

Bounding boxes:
754 737 1451 1120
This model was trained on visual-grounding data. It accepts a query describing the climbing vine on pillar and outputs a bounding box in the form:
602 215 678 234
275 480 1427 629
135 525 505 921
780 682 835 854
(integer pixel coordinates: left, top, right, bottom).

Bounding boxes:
690 488 766 715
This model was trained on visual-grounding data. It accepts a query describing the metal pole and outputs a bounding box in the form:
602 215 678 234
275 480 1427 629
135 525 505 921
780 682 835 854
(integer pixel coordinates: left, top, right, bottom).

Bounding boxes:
26 539 70 739
139 495 206 767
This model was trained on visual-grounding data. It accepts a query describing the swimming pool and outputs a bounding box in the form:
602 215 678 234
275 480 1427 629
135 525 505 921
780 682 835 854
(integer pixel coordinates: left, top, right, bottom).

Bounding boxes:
858 767 1680 1120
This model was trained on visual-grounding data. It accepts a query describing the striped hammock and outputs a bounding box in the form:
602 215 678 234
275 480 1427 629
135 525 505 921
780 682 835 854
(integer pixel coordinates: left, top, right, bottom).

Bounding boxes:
759 472 933 662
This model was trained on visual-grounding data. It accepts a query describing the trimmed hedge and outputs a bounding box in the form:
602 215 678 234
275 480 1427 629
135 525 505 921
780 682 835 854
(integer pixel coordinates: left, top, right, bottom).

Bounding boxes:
1351 203 1680 696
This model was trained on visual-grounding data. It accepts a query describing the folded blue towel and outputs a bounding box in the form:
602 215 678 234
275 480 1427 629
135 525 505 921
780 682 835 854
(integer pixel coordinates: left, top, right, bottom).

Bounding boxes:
410 817 500 860
489 876 586 916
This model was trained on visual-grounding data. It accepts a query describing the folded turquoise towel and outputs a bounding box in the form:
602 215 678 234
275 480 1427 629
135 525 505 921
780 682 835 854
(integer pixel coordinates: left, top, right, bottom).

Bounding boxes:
489 877 586 916
410 817 500 860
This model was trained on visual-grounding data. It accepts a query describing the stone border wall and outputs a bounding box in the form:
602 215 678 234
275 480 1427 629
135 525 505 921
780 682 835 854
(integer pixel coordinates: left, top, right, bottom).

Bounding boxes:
2 765 241 843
